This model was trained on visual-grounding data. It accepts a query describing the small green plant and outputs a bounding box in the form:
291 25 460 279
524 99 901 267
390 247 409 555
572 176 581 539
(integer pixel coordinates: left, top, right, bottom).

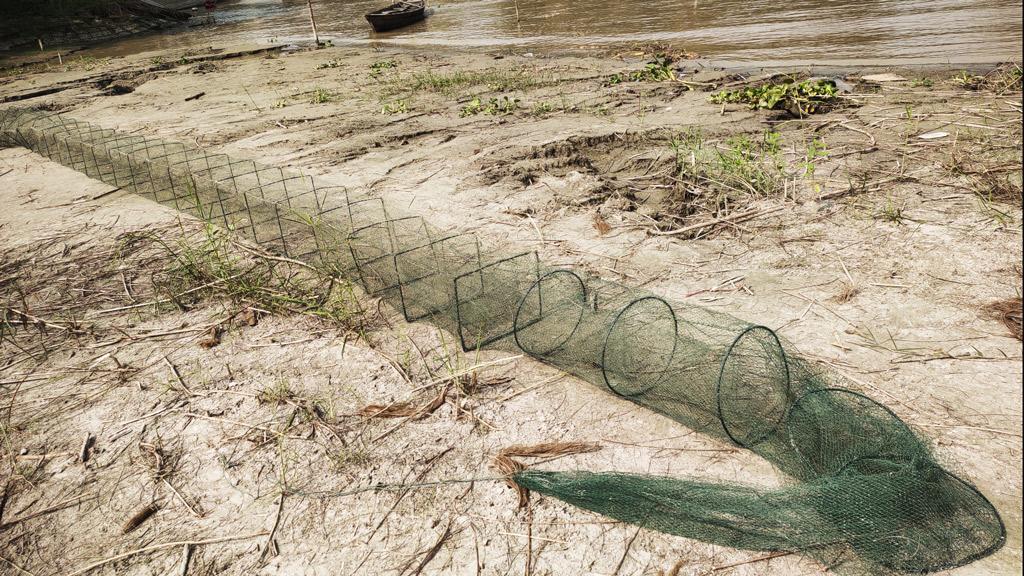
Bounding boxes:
273 99 288 109
877 197 906 223
531 101 555 116
309 87 333 104
369 59 397 78
910 77 933 88
460 96 519 117
607 55 676 85
710 78 840 116
801 137 828 178
952 70 984 90
315 59 341 70
380 100 408 115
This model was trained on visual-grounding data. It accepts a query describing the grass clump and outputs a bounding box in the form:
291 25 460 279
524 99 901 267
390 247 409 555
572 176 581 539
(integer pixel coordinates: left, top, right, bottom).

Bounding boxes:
384 68 539 97
669 128 787 216
711 78 840 116
309 87 334 104
149 224 364 328
460 96 519 117
608 55 676 84
876 197 906 224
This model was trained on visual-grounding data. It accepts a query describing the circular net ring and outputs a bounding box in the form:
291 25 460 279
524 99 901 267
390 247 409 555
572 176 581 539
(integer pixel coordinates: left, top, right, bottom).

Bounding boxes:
716 325 791 448
513 269 587 357
601 296 678 398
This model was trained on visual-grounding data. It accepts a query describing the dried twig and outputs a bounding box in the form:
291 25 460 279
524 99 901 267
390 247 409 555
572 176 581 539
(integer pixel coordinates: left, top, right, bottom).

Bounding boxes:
711 551 792 571
0 494 96 530
358 385 448 419
178 545 192 576
647 206 783 237
260 493 286 560
163 479 202 518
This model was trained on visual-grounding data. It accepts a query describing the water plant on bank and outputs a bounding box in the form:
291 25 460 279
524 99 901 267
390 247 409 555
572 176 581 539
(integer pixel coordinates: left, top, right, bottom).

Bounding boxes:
607 55 676 85
369 59 398 78
710 78 840 116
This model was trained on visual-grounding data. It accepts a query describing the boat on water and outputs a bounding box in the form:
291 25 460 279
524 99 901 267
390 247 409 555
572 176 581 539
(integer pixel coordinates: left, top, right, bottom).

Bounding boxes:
365 1 426 32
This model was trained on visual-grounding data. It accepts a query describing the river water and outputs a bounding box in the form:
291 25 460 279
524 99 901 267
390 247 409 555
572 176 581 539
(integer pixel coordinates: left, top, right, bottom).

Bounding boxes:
97 0 1023 65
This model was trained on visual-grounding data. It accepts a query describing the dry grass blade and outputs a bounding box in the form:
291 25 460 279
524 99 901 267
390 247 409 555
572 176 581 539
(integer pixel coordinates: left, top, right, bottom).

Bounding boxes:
983 297 1023 341
359 385 448 420
499 441 602 459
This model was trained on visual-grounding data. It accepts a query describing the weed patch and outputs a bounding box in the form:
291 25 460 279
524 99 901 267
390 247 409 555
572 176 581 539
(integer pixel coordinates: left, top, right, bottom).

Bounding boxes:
460 96 519 117
383 68 540 97
147 224 365 329
711 78 840 116
668 128 787 217
315 60 341 70
309 87 334 104
380 100 409 115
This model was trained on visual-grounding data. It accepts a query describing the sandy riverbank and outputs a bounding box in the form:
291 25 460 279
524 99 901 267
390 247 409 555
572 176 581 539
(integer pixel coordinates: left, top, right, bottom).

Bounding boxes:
0 43 1021 575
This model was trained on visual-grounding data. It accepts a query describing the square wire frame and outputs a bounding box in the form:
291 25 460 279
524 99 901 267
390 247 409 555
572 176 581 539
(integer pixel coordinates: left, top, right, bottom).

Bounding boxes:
348 216 430 295
394 233 483 322
453 251 540 351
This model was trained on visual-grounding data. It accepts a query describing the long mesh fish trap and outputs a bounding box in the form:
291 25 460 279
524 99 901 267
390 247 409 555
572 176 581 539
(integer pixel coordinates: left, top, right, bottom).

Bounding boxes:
0 108 1006 574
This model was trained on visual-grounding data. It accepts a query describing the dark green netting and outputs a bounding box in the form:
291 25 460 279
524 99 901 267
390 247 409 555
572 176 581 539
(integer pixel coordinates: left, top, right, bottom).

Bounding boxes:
0 108 1005 574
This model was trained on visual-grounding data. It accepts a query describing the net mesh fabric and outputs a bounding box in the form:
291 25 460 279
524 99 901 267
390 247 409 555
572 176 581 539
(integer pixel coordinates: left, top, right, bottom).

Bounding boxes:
1 108 1005 574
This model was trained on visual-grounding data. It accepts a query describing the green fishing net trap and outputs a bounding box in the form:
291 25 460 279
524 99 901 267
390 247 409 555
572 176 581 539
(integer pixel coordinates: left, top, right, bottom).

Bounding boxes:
0 108 1006 574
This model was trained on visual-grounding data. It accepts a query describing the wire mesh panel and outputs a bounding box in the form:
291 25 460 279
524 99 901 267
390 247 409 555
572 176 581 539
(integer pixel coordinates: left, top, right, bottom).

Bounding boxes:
0 108 1006 576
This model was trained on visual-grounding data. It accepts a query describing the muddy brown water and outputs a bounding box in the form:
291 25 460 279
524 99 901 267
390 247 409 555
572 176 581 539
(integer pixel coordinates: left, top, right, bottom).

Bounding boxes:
80 0 1021 65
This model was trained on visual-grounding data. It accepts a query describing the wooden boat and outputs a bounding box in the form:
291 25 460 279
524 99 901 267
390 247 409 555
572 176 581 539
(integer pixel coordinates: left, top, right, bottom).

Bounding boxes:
365 1 426 32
